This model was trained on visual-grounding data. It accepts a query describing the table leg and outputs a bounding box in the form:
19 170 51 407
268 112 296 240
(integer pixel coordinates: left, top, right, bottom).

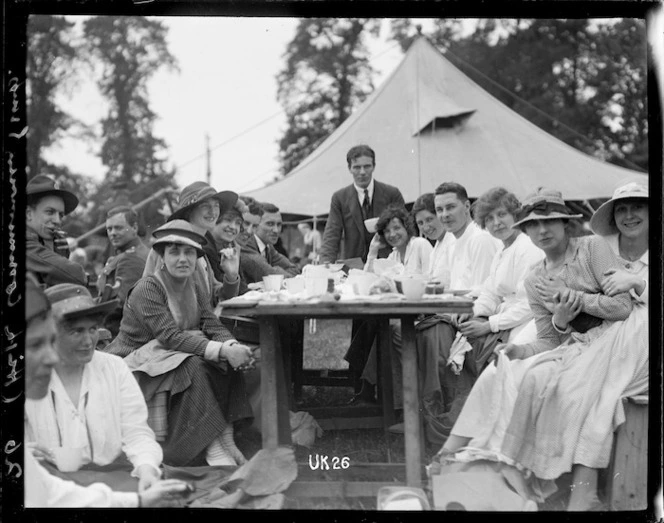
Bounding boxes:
400 316 422 487
376 317 395 430
259 317 292 448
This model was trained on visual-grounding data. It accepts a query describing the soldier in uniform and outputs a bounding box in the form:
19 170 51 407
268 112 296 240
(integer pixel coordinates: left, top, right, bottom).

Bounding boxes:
97 205 150 336
26 175 89 288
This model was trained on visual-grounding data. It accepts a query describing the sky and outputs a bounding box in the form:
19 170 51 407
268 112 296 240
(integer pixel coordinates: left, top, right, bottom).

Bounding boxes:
44 16 410 194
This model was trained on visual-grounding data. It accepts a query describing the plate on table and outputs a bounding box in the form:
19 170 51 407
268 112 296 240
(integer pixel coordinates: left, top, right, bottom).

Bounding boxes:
247 282 264 291
447 289 471 296
220 297 260 308
324 263 345 272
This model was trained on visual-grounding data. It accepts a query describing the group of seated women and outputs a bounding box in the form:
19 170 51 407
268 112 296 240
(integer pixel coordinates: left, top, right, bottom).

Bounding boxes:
25 176 649 511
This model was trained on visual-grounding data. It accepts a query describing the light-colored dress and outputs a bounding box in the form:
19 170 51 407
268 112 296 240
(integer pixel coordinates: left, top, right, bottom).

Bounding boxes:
447 235 647 497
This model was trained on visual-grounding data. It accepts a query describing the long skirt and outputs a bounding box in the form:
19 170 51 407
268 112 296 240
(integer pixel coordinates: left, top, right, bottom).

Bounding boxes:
502 304 648 479
135 356 252 466
450 304 648 486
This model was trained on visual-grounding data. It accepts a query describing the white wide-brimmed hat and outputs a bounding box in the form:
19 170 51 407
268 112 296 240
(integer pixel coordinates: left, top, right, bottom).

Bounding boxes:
512 187 583 229
589 182 649 236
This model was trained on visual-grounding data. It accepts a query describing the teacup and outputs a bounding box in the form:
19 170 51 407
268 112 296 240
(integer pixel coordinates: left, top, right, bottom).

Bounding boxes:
304 277 328 297
263 274 284 292
400 277 427 300
52 446 85 472
284 276 305 294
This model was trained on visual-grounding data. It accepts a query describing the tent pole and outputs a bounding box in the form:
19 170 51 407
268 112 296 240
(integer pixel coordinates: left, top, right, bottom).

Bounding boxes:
415 38 423 198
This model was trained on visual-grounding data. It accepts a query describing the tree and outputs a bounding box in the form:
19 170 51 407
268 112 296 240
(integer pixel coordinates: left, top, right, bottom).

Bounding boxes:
82 16 180 231
82 17 178 185
26 15 83 178
276 18 381 176
390 18 648 172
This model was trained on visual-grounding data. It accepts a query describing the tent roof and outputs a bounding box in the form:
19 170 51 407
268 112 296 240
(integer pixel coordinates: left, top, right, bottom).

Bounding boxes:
245 37 646 217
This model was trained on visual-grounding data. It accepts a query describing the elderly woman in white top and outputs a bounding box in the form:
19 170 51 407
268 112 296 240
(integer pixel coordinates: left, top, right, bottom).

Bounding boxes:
25 284 164 493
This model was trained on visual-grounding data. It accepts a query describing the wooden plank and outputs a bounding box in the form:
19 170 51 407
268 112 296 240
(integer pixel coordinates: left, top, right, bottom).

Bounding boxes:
303 405 383 419
607 398 648 510
222 299 473 318
317 416 385 431
400 316 423 488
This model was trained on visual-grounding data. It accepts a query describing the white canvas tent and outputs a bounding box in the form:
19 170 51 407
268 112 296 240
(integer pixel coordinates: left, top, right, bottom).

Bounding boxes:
245 37 646 217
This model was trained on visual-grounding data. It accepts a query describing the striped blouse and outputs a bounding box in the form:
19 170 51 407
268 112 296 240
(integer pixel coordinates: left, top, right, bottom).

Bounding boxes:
108 275 233 359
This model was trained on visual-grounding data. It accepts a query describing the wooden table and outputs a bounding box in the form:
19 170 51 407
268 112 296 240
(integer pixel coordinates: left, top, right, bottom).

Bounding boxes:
220 296 473 488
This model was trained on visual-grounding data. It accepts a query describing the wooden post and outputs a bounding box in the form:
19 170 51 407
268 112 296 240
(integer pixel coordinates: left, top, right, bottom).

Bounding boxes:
259 317 292 448
606 395 648 510
400 316 422 488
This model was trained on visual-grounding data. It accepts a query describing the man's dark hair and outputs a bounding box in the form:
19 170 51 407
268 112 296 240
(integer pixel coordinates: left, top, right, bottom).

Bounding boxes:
434 182 469 203
240 195 263 217
346 145 376 167
106 205 139 228
259 202 280 215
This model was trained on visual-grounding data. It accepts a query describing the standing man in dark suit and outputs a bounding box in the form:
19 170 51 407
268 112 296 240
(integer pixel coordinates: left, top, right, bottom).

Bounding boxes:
320 145 405 404
319 144 405 265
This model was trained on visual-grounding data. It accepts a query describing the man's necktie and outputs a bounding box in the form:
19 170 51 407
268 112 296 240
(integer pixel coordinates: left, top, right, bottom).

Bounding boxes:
362 189 371 220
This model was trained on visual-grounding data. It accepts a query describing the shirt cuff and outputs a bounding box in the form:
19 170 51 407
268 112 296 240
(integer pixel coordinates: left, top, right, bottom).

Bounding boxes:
488 315 501 333
204 341 223 361
551 316 572 334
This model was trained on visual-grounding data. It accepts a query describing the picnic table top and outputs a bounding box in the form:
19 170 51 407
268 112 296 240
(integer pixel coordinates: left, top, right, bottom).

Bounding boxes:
219 294 474 318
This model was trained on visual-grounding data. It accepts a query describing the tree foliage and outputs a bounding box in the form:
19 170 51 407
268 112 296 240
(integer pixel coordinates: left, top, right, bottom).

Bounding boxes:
26 15 83 179
276 18 381 176
390 18 647 172
81 16 180 232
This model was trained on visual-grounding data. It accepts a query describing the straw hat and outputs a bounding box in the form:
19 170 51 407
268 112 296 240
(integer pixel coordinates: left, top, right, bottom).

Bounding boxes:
44 284 118 322
152 219 206 257
512 187 583 229
589 182 649 236
27 175 79 215
168 182 237 222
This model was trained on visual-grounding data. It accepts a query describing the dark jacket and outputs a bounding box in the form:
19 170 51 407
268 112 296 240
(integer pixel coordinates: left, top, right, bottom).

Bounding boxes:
97 236 150 304
26 227 87 287
239 235 300 286
319 180 405 263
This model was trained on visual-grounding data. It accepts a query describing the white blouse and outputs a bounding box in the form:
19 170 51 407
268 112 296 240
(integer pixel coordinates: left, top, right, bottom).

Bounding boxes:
473 233 544 334
388 236 434 276
25 350 162 478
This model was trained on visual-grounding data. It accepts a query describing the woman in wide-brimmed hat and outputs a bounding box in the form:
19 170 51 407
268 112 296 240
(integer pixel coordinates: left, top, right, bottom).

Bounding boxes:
23 274 192 507
24 283 167 491
437 186 647 511
107 220 255 467
143 182 242 305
